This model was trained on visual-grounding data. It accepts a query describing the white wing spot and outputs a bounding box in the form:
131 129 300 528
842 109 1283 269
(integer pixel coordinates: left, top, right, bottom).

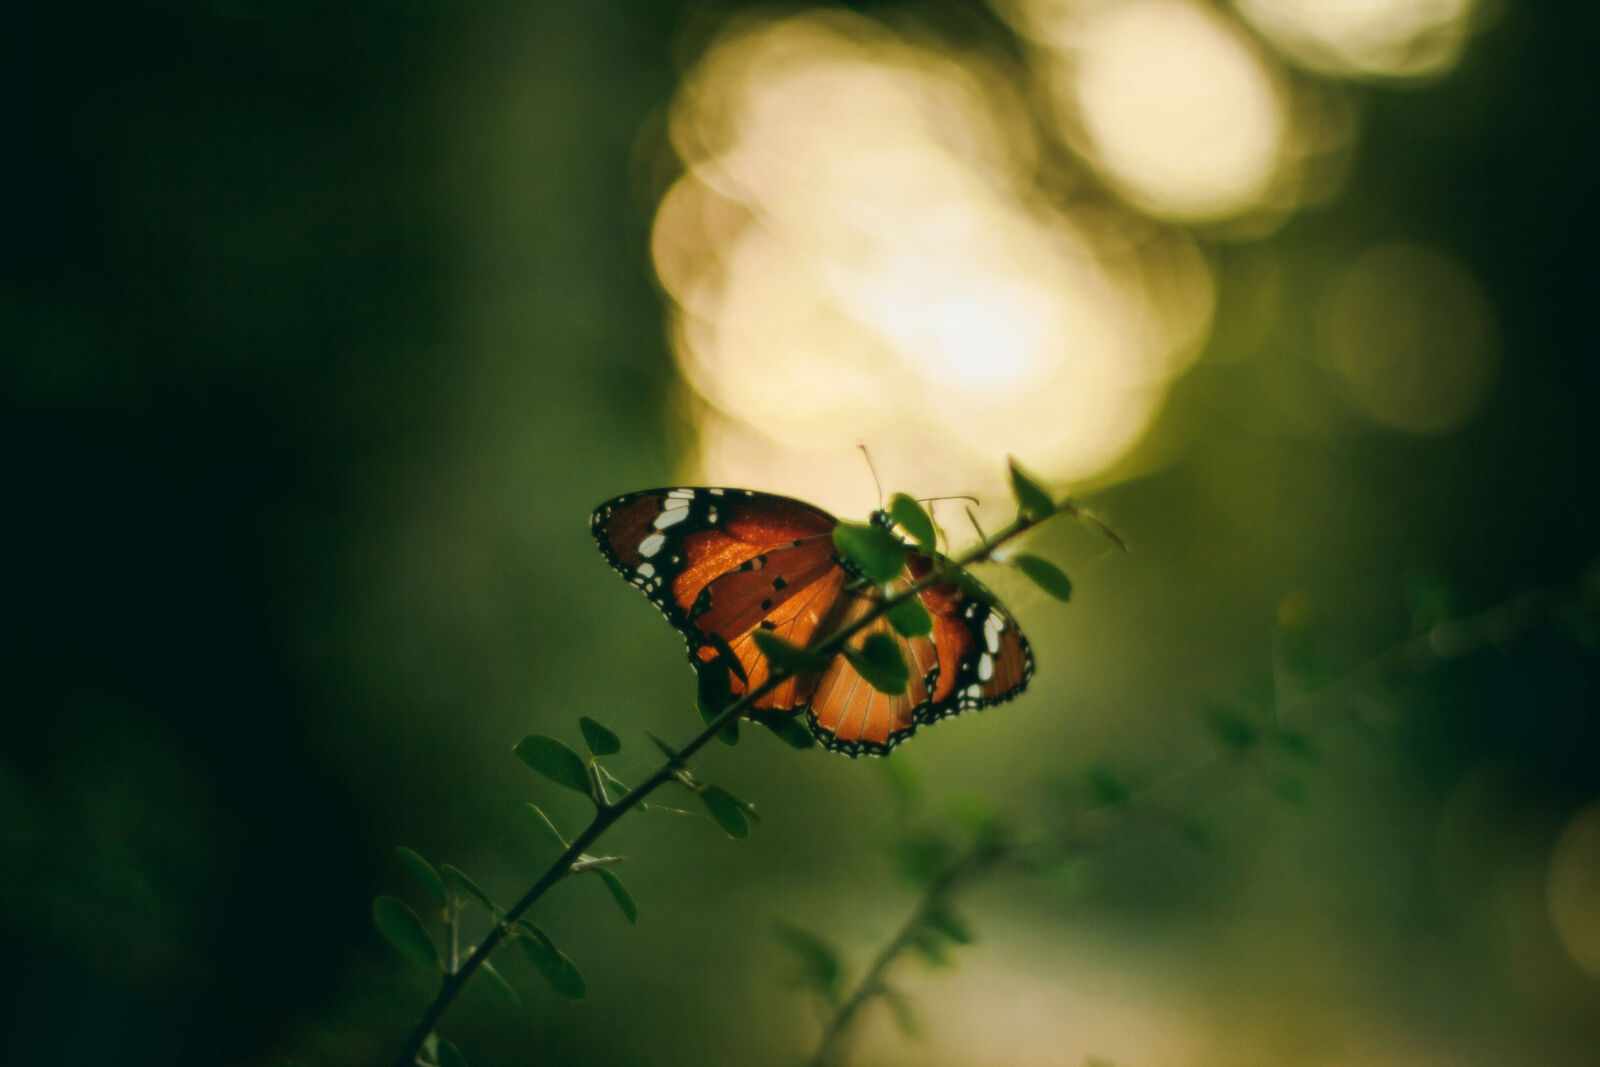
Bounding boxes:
653 507 689 529
636 562 655 579
709 488 726 496
668 488 695 501
978 653 994 682
639 532 666 558
983 612 1003 653
707 507 718 523
965 683 982 698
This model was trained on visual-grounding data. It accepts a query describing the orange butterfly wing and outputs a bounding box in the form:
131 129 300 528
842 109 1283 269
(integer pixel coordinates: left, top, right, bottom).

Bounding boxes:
592 488 1030 756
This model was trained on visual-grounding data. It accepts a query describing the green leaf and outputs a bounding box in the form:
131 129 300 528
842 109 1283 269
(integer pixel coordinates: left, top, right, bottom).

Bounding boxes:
833 521 908 583
758 714 816 750
925 904 973 945
885 596 933 638
578 716 621 757
395 847 447 906
1008 457 1056 521
372 895 440 973
1265 771 1309 806
594 866 638 924
908 927 950 967
894 830 955 886
700 784 751 839
437 1037 468 1067
883 986 922 1038
1085 763 1131 808
751 629 828 673
516 923 587 999
1273 729 1318 763
525 803 568 848
843 633 909 695
774 923 842 1003
889 493 936 551
480 958 519 1003
513 735 593 798
1012 554 1072 602
440 864 497 917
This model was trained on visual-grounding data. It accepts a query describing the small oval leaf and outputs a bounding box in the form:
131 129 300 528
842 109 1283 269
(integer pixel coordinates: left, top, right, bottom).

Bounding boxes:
832 521 908 583
925 904 973 945
440 864 497 916
751 630 828 673
700 785 751 839
843 633 909 695
758 714 816 750
774 922 842 1001
888 493 936 551
372 895 440 972
437 1037 468 1067
480 958 519 1003
885 596 933 638
578 716 621 757
525 803 568 848
594 866 638 924
395 847 448 906
1013 553 1072 602
513 735 593 798
517 923 587 999
1008 457 1056 521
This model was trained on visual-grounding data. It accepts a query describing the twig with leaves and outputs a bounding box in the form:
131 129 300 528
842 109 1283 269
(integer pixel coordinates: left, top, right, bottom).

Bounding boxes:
782 560 1600 1067
371 460 1108 1067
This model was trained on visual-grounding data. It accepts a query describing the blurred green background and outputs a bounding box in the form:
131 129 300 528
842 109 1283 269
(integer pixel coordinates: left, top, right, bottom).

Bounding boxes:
4 2 1597 1065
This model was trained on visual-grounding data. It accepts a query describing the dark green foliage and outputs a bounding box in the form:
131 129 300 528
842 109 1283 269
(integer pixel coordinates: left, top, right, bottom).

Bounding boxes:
751 629 829 672
843 633 909 695
440 865 497 917
886 596 934 638
889 492 937 551
883 987 921 1038
696 657 741 746
373 895 440 973
923 903 973 945
516 923 587 999
480 959 519 1003
758 713 817 750
1203 704 1262 750
894 829 957 886
396 847 448 906
1007 456 1056 521
525 803 568 848
833 521 909 583
1012 553 1072 602
1085 763 1131 808
700 784 752 839
774 923 843 1004
1265 771 1309 806
1274 729 1318 763
436 1036 468 1067
578 716 621 757
908 926 949 968
594 866 638 924
513 735 593 798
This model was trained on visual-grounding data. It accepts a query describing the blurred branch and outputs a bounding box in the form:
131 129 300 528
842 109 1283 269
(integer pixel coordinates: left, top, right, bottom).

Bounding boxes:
798 565 1597 1067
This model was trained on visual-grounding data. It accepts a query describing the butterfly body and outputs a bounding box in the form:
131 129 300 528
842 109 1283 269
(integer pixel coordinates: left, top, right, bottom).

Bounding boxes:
591 488 1033 755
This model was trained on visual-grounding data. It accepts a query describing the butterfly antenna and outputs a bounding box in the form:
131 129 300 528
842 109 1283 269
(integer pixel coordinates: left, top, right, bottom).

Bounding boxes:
917 494 980 508
857 442 885 508
964 505 989 543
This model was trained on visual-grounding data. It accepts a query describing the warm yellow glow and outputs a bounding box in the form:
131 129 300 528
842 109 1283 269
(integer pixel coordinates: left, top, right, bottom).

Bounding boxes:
1234 0 1479 81
652 11 1214 513
1318 243 1498 435
1548 801 1600 977
1012 0 1291 222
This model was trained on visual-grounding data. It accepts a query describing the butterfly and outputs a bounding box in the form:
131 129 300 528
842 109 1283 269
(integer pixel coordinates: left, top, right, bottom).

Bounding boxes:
590 487 1033 756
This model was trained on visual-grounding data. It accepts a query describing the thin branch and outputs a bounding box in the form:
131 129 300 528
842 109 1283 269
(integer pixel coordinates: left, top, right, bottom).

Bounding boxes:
392 503 1070 1065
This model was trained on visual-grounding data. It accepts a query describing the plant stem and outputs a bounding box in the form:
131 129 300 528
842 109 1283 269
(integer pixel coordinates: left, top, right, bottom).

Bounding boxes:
392 506 1064 1065
805 842 999 1067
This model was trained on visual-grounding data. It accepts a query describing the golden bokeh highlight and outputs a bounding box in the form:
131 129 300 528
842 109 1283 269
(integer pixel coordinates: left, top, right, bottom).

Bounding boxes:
1233 0 1481 81
653 10 1215 515
1548 801 1600 978
1009 0 1293 222
1318 242 1498 435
